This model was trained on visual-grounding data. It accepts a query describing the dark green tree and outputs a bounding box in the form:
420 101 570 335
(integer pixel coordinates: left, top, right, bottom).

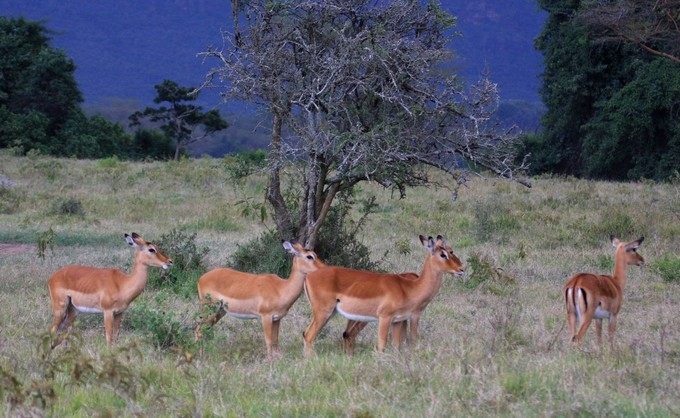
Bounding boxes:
531 0 680 181
0 16 82 151
129 80 229 160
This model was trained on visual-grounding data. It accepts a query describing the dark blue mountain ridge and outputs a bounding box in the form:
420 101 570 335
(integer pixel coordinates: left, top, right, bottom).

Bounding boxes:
2 0 546 154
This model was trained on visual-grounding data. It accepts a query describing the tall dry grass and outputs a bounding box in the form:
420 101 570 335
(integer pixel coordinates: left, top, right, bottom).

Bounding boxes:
0 152 678 416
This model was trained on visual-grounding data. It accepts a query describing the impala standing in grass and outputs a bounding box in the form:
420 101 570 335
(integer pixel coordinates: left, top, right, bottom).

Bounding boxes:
195 240 325 358
303 235 464 355
564 235 645 348
48 232 173 348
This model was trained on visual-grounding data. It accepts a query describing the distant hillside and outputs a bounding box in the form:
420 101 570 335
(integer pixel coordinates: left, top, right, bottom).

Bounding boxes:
3 0 546 155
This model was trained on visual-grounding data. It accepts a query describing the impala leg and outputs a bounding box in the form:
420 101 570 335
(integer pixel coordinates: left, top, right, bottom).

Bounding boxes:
343 320 368 356
575 311 594 345
195 302 227 341
303 307 335 357
595 319 603 347
566 308 577 344
271 319 282 358
409 313 422 346
391 321 406 350
261 315 275 359
50 298 74 348
104 310 115 345
607 314 618 349
112 312 124 343
376 317 392 352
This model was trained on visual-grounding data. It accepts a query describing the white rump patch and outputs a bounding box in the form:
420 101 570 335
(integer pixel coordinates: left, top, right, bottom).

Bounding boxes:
227 311 259 320
73 304 103 314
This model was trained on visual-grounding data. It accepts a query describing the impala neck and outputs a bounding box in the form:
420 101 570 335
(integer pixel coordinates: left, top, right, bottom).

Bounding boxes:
612 247 628 290
416 255 444 299
281 261 308 301
123 251 151 301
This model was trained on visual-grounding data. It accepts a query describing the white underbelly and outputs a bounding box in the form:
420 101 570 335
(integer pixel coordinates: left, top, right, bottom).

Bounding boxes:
336 306 409 323
227 311 259 320
594 306 611 319
73 304 103 314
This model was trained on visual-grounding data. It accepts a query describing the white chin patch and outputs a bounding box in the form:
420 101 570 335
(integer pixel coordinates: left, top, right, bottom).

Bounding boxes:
163 264 169 270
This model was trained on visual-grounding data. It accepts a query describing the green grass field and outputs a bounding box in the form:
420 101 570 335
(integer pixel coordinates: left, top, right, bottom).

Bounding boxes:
1 153 678 416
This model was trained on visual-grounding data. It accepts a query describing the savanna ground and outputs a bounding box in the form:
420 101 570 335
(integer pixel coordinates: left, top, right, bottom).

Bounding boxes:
0 152 679 417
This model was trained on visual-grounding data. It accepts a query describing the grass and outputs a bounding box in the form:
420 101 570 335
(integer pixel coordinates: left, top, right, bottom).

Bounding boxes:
0 153 679 416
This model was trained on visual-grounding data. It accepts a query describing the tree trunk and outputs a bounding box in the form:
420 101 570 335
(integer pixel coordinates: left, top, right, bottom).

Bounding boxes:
266 112 294 240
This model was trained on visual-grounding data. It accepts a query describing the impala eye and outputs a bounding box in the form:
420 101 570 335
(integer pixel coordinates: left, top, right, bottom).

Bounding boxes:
306 255 314 260
440 252 447 259
149 248 156 253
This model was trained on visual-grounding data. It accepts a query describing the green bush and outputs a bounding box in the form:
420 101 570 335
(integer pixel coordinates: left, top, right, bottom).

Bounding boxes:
148 229 209 296
229 230 292 277
223 149 267 180
126 299 187 350
652 254 680 283
49 198 85 218
462 252 515 292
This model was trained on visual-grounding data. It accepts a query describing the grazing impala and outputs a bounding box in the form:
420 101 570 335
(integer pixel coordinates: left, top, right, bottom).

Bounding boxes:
195 240 325 358
564 235 645 348
303 235 464 355
48 233 173 348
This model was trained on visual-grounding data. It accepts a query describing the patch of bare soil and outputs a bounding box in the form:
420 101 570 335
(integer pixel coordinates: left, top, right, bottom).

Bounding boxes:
0 243 36 256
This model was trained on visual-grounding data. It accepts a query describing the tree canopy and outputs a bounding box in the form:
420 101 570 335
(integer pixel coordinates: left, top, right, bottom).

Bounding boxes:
528 0 680 181
200 0 529 247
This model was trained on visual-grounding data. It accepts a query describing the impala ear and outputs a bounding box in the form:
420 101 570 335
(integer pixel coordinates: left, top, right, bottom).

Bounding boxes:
125 233 139 248
282 240 300 256
437 235 447 248
611 235 620 249
625 236 644 251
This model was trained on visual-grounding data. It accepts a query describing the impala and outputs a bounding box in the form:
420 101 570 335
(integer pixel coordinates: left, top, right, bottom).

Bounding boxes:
564 235 645 348
341 272 417 356
195 240 325 358
48 232 173 348
303 235 464 355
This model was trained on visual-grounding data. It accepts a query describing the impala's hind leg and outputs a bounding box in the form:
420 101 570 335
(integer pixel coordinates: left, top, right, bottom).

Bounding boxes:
195 301 226 341
303 306 335 357
343 320 368 355
595 319 603 347
50 298 75 348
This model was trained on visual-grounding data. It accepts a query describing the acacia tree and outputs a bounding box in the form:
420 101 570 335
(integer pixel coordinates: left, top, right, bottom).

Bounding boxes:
199 0 529 247
130 80 228 160
578 0 680 64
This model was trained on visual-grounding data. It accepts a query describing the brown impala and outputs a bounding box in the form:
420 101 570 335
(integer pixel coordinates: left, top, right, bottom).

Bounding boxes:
564 235 645 348
303 235 464 355
48 232 172 347
195 240 325 358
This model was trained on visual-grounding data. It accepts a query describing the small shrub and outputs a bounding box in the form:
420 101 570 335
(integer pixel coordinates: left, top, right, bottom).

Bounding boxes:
148 229 209 295
36 227 56 260
224 149 267 180
652 254 680 283
96 156 121 169
126 299 187 350
462 252 515 291
0 185 22 214
229 230 292 276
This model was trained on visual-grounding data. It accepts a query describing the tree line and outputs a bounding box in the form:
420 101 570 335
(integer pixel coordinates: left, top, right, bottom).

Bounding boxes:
0 17 227 160
525 0 679 181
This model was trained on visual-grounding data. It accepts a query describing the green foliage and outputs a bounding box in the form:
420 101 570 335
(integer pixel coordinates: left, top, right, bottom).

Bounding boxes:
129 79 228 159
229 230 293 276
148 229 209 296
473 197 520 242
224 149 267 180
49 197 85 218
36 227 55 260
652 254 680 283
314 192 383 271
130 128 175 160
462 252 515 292
533 1 680 181
0 183 22 214
56 110 132 159
126 298 187 350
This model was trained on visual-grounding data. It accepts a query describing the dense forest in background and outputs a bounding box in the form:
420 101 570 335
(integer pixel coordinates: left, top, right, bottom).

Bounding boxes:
2 0 678 180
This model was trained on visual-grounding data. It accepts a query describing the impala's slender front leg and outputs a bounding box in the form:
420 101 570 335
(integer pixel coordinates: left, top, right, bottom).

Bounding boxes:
608 315 618 349
271 318 282 357
376 317 393 352
112 312 124 343
261 314 275 358
104 310 115 345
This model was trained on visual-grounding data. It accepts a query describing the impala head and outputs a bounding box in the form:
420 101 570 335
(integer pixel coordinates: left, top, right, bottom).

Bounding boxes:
611 235 645 267
125 232 173 270
282 240 325 274
420 234 464 277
